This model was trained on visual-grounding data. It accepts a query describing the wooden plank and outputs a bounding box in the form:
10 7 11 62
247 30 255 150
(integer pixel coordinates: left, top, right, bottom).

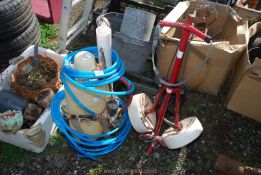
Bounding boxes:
161 1 189 34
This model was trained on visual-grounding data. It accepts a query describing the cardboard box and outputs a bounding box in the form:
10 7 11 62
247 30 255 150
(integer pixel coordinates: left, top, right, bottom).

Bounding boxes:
227 23 261 122
157 1 248 95
227 50 261 122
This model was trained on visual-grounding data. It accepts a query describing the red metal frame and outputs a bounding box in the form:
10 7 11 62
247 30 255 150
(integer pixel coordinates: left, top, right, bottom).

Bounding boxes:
145 14 210 155
118 77 133 115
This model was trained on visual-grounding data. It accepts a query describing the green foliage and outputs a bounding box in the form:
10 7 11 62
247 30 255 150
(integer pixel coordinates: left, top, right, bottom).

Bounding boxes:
188 105 201 115
87 164 104 175
39 22 58 50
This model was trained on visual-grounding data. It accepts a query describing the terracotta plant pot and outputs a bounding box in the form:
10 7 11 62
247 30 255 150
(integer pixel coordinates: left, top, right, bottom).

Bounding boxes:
11 55 62 102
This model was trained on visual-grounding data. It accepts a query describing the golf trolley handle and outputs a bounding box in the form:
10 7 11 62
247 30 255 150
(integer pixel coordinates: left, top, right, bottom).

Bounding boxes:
159 21 211 43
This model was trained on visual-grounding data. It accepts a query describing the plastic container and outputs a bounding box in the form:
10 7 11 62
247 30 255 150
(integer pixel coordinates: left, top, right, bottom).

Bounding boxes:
0 46 62 153
65 51 107 116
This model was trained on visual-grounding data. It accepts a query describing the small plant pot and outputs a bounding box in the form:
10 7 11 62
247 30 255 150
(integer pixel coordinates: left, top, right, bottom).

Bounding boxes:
11 55 62 102
0 110 23 133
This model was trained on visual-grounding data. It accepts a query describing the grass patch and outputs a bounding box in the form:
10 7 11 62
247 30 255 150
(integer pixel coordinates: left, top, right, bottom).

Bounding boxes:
0 141 34 167
40 131 67 156
39 22 58 50
87 164 104 175
0 131 66 167
188 104 201 115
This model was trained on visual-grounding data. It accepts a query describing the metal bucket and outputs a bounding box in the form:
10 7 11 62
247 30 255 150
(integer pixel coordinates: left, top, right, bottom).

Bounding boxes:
120 7 156 42
98 11 154 74
96 12 123 34
113 32 152 73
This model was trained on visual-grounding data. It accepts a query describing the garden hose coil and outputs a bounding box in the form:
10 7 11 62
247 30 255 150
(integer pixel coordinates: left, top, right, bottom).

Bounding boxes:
51 46 135 160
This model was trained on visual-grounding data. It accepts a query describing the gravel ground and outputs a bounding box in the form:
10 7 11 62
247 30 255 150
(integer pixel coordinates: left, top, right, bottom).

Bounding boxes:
68 1 85 28
0 84 260 174
0 1 260 174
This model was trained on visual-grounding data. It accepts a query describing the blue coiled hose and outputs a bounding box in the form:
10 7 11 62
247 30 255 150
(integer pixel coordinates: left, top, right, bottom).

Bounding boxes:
51 46 135 160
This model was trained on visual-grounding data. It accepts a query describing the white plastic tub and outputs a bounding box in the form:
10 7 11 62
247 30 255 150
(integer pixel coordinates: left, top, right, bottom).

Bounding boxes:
0 45 63 153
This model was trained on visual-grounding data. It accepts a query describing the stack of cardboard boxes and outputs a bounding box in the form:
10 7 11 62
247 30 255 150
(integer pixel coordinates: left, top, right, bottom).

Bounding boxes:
227 22 261 122
157 1 260 122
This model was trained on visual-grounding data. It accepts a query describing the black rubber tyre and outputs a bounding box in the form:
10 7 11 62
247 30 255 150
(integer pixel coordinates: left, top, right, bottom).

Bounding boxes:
0 0 33 41
0 5 33 41
0 15 40 63
0 0 30 19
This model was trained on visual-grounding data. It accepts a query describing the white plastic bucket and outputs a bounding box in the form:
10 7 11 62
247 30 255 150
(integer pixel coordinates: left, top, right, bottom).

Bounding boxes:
0 45 61 153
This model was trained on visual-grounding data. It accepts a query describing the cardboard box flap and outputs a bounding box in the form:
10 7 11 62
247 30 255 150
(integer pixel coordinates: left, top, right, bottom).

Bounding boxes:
227 54 261 101
162 19 248 45
227 48 251 99
228 22 261 100
160 1 247 45
249 22 261 39
161 1 242 36
188 0 242 22
248 72 261 82
248 58 261 80
226 55 261 122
